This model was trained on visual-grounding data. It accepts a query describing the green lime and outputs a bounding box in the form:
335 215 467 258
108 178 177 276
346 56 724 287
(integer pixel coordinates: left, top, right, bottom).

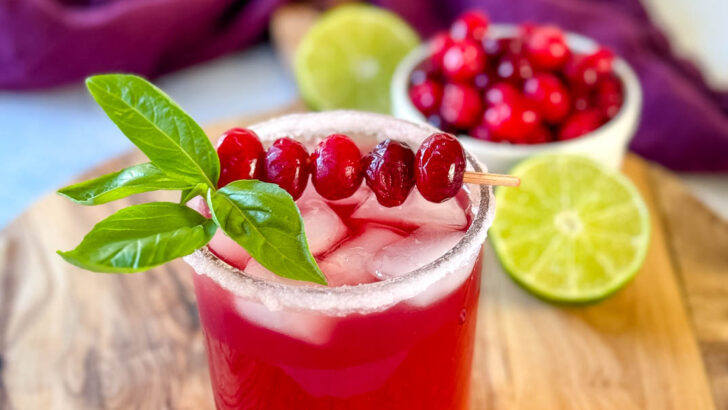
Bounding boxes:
490 155 650 303
294 4 419 113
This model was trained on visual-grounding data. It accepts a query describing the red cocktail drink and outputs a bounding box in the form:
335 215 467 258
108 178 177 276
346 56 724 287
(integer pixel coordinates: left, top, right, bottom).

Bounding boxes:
185 112 494 409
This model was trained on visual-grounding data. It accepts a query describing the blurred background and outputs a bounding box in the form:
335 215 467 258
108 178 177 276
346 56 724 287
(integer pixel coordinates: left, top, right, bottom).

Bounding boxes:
0 0 726 228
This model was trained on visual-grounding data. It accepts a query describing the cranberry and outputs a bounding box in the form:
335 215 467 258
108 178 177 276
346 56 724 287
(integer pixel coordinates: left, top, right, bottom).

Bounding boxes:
572 87 592 111
450 10 489 42
261 137 310 200
483 37 524 60
469 123 502 142
524 25 570 70
310 134 363 200
363 139 416 207
415 133 466 203
595 75 623 118
216 128 264 187
523 124 553 144
474 71 494 90
430 31 454 70
558 109 604 140
409 79 443 116
440 83 483 130
426 114 444 129
442 39 487 82
566 47 614 88
485 82 521 106
523 73 571 124
409 59 439 85
495 54 533 84
483 84 540 142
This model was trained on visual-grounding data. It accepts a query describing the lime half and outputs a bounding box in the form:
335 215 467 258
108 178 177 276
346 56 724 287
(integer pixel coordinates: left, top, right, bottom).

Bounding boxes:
294 4 419 113
490 155 650 303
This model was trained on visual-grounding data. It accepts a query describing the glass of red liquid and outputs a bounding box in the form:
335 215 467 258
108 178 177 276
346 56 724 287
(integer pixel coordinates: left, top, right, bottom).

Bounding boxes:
184 112 494 409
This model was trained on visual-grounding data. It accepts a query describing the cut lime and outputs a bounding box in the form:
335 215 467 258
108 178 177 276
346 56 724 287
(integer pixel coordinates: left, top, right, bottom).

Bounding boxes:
294 4 419 113
490 155 650 303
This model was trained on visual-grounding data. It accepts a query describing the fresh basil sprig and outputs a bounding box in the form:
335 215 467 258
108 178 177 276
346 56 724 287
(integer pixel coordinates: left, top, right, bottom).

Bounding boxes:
58 162 192 205
58 74 327 285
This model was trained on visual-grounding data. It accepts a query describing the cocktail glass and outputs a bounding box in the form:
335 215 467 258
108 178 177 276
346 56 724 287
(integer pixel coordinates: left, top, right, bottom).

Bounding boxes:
184 111 494 409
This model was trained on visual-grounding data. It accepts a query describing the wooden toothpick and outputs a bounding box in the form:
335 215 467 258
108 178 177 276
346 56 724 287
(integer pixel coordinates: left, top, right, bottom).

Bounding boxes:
462 171 520 187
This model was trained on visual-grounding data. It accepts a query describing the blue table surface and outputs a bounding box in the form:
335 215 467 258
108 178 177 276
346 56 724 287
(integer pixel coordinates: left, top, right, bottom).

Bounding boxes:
0 45 297 229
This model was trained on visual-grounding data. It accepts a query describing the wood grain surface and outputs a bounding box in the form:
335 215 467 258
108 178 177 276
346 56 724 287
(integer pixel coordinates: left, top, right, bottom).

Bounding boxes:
0 107 726 409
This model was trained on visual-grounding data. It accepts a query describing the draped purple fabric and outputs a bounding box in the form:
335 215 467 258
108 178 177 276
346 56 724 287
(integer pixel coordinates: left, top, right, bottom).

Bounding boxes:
1 0 726 171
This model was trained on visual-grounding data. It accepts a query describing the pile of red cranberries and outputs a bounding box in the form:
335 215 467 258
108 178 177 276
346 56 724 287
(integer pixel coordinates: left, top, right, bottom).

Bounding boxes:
408 10 624 144
216 128 466 207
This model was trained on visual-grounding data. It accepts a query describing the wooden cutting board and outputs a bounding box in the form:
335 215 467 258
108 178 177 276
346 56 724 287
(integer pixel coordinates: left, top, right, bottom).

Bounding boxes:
0 106 726 410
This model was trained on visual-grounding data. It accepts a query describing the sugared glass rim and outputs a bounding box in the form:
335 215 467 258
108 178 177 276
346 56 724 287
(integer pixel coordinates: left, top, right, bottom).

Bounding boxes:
183 111 494 316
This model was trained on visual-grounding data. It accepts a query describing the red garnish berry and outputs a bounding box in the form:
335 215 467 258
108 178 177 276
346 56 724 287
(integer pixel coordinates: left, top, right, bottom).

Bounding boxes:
485 82 521 106
482 37 523 59
430 31 454 71
473 71 494 90
571 86 592 111
495 54 533 84
363 139 416 207
524 124 553 144
595 75 623 119
566 47 614 88
523 73 571 124
216 128 264 187
440 83 483 130
524 25 570 70
442 39 487 82
409 79 443 116
450 10 489 42
261 137 310 200
558 109 604 140
469 122 501 142
310 134 363 200
483 83 540 142
415 133 466 203
409 59 439 85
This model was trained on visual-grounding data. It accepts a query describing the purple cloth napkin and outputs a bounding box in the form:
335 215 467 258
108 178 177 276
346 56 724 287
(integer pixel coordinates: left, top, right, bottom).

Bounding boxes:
0 0 283 89
1 0 727 171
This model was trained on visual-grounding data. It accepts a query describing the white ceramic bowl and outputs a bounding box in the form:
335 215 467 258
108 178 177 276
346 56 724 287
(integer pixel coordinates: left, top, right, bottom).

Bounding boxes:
391 24 642 173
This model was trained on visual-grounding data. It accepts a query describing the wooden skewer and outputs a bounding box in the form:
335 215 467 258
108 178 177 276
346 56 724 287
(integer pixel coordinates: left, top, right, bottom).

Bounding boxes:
463 171 520 187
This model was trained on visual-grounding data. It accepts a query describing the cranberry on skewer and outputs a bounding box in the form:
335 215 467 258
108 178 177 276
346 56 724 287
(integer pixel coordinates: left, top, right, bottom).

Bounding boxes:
217 128 265 188
310 134 364 200
363 139 416 207
415 133 466 203
262 137 311 200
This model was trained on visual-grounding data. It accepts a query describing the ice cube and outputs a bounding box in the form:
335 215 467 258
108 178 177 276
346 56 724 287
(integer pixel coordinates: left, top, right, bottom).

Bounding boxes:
372 227 465 278
351 189 467 230
208 231 250 270
235 298 335 346
319 226 404 286
297 197 349 255
372 227 474 306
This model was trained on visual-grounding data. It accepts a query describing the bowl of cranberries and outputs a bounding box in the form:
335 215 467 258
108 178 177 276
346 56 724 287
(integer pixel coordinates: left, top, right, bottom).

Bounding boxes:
391 11 641 173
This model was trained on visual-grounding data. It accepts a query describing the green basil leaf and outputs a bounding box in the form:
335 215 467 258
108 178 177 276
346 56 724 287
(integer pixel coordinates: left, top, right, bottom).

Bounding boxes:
86 74 220 188
207 180 327 285
58 162 193 205
58 202 216 273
